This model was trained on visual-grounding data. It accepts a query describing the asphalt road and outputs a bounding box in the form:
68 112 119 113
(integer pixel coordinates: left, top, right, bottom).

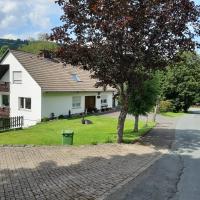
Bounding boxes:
105 109 200 200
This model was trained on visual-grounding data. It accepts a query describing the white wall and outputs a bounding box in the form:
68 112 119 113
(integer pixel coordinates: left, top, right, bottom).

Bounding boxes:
42 91 113 118
1 53 42 127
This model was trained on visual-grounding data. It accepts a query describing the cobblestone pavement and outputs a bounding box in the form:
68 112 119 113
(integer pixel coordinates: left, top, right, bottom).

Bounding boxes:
0 144 164 200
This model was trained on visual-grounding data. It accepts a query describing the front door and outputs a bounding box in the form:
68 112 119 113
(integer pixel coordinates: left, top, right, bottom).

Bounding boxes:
85 96 96 112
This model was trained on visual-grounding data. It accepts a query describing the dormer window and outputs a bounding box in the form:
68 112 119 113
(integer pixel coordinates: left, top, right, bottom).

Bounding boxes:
71 74 81 82
13 71 22 84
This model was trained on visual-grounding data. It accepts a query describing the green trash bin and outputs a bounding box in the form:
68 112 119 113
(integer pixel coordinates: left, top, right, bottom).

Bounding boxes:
62 130 74 145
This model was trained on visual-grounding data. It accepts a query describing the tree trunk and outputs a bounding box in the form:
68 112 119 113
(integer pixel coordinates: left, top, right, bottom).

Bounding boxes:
117 108 128 143
134 114 139 132
117 83 129 143
153 101 159 122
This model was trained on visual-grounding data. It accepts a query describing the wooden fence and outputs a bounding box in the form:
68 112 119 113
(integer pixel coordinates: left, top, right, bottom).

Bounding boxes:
0 116 24 131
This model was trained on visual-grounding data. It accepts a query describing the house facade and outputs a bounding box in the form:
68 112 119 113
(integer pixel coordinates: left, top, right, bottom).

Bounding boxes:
0 50 115 127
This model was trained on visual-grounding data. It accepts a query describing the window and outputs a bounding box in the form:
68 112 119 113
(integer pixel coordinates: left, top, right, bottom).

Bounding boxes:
19 97 31 110
101 99 107 104
13 71 22 84
101 96 108 105
72 96 81 108
25 98 31 109
71 74 81 82
2 95 9 106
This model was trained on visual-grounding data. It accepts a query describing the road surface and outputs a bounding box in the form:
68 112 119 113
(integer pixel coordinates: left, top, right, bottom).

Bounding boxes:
105 109 200 200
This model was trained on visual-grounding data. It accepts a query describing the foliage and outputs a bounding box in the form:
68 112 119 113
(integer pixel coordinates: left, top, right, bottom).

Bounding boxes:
0 116 155 145
159 100 173 112
128 76 160 116
162 52 200 112
19 41 58 54
50 0 200 142
0 38 28 50
41 117 49 122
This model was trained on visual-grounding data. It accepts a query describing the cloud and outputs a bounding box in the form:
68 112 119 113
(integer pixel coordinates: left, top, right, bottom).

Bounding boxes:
1 34 18 40
1 32 41 40
0 0 61 39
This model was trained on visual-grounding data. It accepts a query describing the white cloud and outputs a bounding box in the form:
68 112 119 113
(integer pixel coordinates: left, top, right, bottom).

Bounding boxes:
1 31 42 40
0 15 17 29
0 0 61 39
1 34 19 40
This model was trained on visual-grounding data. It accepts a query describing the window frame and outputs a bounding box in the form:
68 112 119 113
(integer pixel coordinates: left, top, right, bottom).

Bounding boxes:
101 96 108 105
2 95 9 106
72 96 81 109
13 71 22 84
19 97 31 111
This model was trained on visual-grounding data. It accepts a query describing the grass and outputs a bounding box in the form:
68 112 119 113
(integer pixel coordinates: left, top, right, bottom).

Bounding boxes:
0 116 155 146
160 112 185 118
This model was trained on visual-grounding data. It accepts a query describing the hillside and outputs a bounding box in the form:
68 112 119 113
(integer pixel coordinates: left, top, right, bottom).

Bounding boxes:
19 41 58 54
0 38 28 49
0 39 58 58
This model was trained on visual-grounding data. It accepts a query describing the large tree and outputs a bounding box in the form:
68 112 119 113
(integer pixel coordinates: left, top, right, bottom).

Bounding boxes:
162 51 200 112
50 0 200 143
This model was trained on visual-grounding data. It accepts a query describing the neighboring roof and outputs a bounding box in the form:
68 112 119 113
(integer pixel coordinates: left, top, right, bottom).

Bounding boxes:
1 49 114 92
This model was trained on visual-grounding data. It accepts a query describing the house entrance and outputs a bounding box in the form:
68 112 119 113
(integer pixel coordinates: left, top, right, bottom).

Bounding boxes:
85 96 96 112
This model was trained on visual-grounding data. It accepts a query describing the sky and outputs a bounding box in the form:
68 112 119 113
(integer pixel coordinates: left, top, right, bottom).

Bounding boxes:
0 0 62 40
0 0 200 40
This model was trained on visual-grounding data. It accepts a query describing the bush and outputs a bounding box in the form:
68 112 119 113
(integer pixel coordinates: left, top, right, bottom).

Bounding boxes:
41 117 49 122
159 100 173 112
58 115 65 119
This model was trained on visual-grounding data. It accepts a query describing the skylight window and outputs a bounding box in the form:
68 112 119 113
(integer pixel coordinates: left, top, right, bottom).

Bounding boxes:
71 74 81 82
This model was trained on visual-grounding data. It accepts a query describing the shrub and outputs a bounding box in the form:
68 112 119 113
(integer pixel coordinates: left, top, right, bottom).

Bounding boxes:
41 117 49 122
58 115 65 119
159 100 173 112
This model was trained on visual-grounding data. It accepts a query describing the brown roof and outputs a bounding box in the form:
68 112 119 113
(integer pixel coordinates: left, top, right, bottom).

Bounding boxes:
9 50 114 92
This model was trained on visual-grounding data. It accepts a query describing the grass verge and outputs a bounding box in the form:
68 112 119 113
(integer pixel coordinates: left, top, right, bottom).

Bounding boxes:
160 112 185 118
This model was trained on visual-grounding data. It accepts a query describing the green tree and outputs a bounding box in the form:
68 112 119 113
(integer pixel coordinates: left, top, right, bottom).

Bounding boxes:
19 41 58 54
128 76 160 132
163 52 200 112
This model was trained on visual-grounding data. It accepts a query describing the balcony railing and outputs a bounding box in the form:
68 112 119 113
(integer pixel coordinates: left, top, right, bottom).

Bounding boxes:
0 82 9 92
0 107 10 117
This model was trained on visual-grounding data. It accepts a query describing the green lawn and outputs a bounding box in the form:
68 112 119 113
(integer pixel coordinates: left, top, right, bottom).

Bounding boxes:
0 116 155 146
160 112 185 118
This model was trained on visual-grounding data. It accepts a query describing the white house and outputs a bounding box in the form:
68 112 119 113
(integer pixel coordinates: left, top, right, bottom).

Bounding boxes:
0 50 115 127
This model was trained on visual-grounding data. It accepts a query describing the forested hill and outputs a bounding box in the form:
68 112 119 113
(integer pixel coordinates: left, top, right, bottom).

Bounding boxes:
0 39 58 58
0 38 28 49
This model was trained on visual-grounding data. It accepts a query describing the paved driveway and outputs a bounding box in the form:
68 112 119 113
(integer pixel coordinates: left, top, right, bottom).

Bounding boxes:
0 144 163 200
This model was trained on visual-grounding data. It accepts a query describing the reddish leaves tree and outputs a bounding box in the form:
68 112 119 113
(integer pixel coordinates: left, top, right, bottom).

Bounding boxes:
50 0 200 143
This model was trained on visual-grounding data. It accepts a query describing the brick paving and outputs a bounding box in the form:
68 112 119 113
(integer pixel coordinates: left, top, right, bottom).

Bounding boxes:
0 144 163 200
